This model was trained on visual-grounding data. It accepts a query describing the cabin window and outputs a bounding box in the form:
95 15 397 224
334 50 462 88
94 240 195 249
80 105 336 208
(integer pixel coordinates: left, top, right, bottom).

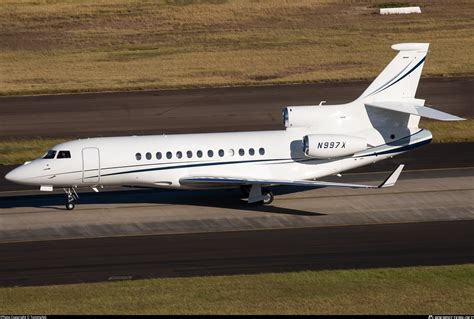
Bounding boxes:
197 150 203 158
259 148 265 155
135 153 142 160
57 150 71 159
156 152 162 160
42 150 57 159
249 148 255 156
228 149 235 156
239 148 245 156
177 151 183 159
208 150 214 157
218 149 224 157
166 151 172 159
146 152 152 160
187 151 193 158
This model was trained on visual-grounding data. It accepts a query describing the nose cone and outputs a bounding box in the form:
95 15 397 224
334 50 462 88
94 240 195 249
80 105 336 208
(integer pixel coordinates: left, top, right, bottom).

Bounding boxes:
5 166 23 184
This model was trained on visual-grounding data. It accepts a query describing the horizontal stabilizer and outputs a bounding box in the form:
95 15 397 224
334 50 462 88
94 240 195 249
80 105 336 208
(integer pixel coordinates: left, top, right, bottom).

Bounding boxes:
365 100 465 121
391 43 429 52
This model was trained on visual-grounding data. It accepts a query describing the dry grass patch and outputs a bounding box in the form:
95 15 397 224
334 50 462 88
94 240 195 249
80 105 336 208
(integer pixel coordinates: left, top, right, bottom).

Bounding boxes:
0 138 67 165
0 0 473 95
421 118 474 143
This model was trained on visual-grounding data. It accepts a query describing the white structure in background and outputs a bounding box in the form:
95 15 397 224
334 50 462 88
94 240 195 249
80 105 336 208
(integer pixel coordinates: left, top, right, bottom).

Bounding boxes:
380 6 421 15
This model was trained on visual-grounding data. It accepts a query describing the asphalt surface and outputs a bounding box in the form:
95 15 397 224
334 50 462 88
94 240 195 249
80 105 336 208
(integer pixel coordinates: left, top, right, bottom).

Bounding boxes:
1 166 472 249
0 220 472 287
0 77 472 139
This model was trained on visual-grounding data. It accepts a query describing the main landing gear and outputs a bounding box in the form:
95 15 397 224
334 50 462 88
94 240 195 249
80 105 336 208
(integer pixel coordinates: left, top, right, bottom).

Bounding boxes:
64 187 79 210
261 188 274 205
240 185 251 198
241 185 274 205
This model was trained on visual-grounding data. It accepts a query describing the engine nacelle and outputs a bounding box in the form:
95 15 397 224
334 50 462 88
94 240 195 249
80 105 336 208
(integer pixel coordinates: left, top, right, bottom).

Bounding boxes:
303 134 367 159
283 106 320 128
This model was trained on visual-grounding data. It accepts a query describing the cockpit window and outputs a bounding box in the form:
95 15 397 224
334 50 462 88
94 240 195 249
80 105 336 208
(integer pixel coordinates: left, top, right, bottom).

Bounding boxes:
57 150 71 159
42 150 57 159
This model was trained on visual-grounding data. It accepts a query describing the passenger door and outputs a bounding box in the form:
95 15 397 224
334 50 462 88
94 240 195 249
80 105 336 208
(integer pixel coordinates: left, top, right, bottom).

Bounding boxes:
82 147 100 183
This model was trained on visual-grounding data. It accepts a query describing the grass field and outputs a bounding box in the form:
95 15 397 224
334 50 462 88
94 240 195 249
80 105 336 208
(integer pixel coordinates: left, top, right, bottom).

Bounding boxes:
0 138 67 165
0 119 472 165
1 264 472 314
0 0 473 95
421 119 474 143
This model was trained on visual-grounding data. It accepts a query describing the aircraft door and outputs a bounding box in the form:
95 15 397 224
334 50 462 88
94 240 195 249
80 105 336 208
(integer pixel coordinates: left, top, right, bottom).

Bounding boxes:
82 147 100 183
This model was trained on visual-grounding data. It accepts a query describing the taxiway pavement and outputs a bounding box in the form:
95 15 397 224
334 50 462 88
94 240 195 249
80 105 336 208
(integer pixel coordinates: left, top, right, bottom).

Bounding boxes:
0 220 472 287
0 77 471 139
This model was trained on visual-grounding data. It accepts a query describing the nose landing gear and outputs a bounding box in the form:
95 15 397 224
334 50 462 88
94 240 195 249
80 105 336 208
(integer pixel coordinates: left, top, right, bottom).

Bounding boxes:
64 187 79 210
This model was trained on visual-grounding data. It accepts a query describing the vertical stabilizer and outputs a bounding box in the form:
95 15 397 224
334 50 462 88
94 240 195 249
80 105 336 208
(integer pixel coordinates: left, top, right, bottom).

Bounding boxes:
359 43 429 102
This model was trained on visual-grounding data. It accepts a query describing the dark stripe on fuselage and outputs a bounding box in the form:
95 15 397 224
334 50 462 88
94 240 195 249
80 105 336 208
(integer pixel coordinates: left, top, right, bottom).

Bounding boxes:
95 137 429 179
43 130 429 181
99 158 288 178
360 137 432 157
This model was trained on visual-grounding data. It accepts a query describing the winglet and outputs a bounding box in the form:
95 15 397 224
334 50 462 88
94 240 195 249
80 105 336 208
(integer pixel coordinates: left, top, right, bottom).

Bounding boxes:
379 164 404 188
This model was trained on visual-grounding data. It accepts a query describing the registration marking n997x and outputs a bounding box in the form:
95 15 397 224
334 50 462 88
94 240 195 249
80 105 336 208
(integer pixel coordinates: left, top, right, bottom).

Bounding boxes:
317 141 346 149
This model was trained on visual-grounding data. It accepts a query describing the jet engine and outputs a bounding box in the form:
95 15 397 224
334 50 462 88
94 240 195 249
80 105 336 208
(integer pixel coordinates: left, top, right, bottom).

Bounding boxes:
303 134 367 159
283 106 321 128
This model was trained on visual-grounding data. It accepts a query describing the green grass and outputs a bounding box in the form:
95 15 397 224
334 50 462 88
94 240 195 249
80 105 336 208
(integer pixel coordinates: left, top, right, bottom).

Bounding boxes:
0 119 471 165
0 0 473 95
0 264 473 314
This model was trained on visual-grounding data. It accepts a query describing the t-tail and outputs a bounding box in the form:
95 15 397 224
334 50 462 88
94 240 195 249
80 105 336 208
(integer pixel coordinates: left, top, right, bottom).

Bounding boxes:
359 43 464 122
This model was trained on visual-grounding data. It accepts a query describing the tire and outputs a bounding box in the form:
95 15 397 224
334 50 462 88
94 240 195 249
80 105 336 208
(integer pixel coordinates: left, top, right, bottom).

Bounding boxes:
66 203 75 210
262 189 274 205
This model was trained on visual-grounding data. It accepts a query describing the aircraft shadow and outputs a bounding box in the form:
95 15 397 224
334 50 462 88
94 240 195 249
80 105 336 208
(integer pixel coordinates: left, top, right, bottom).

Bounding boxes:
0 186 325 217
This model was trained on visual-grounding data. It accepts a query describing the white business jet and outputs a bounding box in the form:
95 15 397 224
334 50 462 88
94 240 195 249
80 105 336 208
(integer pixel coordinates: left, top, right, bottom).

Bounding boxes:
5 43 464 210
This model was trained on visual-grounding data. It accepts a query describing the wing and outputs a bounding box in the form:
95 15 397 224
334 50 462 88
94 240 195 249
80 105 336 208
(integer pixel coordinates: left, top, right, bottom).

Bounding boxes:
180 164 404 189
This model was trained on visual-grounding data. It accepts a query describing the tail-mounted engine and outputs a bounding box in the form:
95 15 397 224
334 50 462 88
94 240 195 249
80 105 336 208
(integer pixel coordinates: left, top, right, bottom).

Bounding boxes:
303 134 367 159
283 106 322 128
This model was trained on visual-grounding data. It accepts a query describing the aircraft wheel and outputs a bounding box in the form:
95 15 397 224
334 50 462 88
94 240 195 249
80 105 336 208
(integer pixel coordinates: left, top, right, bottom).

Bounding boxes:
66 202 75 210
262 189 274 205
